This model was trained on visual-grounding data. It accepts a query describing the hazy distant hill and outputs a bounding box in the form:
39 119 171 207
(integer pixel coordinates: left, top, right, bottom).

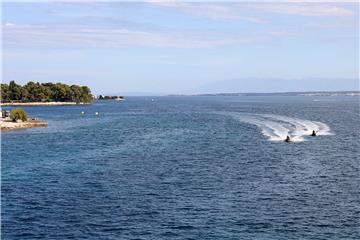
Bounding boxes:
192 78 359 94
192 91 360 97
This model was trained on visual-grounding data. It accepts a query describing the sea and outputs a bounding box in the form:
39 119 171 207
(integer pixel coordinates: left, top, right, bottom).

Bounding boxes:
1 96 359 240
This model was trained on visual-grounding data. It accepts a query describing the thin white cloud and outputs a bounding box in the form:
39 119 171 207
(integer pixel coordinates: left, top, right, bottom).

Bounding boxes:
249 3 355 17
149 1 265 22
309 20 357 29
150 1 355 20
2 23 263 49
4 22 15 27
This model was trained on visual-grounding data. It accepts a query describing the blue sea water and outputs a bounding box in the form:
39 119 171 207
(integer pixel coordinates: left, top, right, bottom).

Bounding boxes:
1 96 359 240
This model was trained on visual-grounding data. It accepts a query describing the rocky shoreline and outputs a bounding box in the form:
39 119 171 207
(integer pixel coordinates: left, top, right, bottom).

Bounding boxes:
0 102 88 106
0 119 48 131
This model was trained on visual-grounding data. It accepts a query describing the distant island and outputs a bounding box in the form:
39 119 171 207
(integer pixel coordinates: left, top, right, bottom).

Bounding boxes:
1 81 93 106
95 95 125 101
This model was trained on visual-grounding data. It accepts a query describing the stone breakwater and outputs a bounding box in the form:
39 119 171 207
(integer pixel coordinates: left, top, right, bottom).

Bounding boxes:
0 102 89 106
0 119 48 131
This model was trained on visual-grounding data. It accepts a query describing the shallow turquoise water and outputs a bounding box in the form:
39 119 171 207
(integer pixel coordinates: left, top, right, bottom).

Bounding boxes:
2 96 359 239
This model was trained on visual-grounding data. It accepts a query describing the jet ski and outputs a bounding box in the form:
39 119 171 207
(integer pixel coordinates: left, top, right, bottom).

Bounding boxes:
284 136 292 143
311 130 317 136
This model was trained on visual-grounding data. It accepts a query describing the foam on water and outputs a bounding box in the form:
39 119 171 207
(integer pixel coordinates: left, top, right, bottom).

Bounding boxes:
219 112 333 142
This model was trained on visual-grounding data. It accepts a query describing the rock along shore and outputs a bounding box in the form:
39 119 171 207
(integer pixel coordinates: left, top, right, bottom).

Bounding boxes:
0 119 48 131
0 102 88 106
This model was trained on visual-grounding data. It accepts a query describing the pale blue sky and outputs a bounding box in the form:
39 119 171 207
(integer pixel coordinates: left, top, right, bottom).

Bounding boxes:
2 1 359 94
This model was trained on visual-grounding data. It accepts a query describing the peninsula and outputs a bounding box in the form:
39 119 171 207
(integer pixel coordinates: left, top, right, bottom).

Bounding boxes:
0 109 48 131
0 119 48 131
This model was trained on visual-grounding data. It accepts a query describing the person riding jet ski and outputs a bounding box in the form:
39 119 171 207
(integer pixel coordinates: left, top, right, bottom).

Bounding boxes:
284 135 291 143
311 130 317 136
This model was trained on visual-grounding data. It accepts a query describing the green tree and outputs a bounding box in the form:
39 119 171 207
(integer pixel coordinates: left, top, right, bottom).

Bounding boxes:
1 84 10 102
39 83 52 102
8 81 22 101
10 108 28 122
53 83 71 101
20 87 29 102
70 85 82 103
24 81 38 101
24 82 51 102
80 86 92 103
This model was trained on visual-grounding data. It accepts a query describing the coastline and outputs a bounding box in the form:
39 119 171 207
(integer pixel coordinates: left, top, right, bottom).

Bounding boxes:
0 119 48 131
0 102 89 106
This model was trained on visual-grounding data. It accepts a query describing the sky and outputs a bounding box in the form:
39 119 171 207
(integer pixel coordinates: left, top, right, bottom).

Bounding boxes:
2 1 359 95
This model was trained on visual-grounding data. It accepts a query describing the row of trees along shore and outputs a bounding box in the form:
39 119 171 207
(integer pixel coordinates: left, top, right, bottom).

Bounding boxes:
1 81 92 103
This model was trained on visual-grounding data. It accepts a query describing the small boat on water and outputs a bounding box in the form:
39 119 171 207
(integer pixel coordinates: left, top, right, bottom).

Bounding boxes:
284 136 292 143
311 130 317 136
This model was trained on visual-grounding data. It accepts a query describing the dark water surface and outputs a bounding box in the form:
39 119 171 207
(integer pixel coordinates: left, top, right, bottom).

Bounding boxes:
2 96 359 239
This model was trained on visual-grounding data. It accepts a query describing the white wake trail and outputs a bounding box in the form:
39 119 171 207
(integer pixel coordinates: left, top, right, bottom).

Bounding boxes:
218 112 333 142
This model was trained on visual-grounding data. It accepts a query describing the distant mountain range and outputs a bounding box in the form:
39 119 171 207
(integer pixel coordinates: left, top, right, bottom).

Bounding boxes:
190 78 359 94
171 91 360 97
